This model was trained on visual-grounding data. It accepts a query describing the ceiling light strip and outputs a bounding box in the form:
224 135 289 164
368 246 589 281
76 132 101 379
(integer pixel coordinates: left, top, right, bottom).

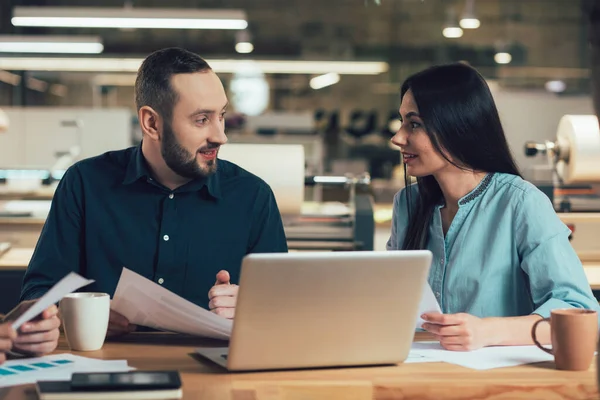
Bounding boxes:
0 58 389 75
12 7 248 30
0 35 104 54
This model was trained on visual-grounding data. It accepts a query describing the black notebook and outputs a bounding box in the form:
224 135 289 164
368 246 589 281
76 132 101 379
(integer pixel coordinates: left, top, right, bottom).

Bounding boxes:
37 371 183 400
37 381 183 400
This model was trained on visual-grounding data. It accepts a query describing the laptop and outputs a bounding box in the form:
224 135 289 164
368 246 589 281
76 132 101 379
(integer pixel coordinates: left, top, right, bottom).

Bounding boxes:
195 250 432 372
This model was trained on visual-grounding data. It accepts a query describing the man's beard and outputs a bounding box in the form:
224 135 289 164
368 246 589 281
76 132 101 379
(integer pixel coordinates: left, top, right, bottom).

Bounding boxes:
161 121 218 179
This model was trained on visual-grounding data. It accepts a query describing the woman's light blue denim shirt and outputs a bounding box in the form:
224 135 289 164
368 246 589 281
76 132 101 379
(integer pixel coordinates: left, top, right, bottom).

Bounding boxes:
387 172 600 318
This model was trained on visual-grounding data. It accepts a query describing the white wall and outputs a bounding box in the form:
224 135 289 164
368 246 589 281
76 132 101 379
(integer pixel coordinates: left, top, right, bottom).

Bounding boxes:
0 108 133 169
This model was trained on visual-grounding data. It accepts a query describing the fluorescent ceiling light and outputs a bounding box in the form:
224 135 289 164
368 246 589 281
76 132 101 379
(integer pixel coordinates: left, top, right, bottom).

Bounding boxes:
12 7 247 30
235 30 253 54
313 176 348 184
545 80 566 93
459 18 480 29
459 0 479 29
0 35 103 54
442 27 463 38
210 60 388 75
0 58 389 75
235 42 254 54
442 6 463 38
494 52 512 64
310 72 340 90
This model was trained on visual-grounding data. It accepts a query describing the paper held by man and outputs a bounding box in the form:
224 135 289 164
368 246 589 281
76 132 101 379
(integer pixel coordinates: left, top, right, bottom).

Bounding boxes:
111 268 232 340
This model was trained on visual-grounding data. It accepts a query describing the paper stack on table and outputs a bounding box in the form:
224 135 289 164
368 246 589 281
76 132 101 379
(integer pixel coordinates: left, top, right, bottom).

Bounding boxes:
111 268 232 340
409 342 554 369
0 354 133 388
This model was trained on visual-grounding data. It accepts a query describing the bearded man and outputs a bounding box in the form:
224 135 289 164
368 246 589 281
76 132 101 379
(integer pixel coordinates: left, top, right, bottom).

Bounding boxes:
21 48 288 337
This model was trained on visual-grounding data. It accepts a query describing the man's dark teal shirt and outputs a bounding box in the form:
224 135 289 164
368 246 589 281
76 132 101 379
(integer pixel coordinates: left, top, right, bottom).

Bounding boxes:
20 145 288 309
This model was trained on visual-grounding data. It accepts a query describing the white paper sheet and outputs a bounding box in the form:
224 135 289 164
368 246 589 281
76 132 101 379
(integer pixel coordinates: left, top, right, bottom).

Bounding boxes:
404 352 442 364
111 268 232 340
415 283 442 329
410 341 555 370
0 354 132 388
12 272 95 330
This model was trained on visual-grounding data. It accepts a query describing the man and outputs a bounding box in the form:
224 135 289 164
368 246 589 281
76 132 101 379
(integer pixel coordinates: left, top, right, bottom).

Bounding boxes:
21 47 288 336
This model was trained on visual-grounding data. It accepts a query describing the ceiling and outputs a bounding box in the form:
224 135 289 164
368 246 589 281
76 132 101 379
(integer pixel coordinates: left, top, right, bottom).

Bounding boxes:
0 0 594 105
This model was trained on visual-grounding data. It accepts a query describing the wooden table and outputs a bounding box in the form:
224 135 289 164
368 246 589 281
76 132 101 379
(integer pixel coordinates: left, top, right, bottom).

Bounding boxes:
0 332 597 400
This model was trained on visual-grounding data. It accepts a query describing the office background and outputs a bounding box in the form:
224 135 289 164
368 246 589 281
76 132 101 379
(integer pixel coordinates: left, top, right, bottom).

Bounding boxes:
0 0 599 314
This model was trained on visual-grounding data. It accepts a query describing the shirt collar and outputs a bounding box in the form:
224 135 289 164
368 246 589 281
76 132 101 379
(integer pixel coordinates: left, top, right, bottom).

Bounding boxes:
122 143 148 185
458 172 494 206
205 168 222 199
435 172 495 209
122 143 222 199
178 168 222 199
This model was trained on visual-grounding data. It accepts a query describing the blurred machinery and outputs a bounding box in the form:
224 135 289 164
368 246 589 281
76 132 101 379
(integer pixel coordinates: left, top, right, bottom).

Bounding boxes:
286 173 374 251
525 115 600 264
218 143 375 252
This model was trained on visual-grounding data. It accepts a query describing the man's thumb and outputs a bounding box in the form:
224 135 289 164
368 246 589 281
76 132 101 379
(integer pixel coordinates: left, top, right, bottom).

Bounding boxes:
215 270 230 285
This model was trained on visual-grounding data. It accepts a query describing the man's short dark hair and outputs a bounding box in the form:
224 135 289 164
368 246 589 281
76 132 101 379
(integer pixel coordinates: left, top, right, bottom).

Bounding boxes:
135 47 212 123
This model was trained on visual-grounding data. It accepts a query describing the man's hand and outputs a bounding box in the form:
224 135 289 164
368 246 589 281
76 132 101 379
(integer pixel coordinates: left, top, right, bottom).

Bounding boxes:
421 312 491 351
4 301 60 356
107 309 137 338
0 323 16 364
208 270 238 319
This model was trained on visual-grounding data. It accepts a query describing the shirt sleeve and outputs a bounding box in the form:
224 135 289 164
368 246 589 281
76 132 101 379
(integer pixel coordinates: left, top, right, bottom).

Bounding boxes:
516 187 600 318
20 165 85 301
247 183 288 254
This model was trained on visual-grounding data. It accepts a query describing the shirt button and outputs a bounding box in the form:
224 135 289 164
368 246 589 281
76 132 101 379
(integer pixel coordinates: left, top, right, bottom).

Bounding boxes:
440 258 444 264
163 235 169 241
435 292 441 298
168 193 174 199
158 278 164 285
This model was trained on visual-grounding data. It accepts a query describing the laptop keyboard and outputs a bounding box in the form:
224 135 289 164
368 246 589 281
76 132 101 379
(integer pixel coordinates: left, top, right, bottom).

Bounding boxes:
221 354 228 360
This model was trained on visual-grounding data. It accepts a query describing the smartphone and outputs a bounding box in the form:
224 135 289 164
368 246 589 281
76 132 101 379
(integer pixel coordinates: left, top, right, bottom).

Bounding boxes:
70 371 182 392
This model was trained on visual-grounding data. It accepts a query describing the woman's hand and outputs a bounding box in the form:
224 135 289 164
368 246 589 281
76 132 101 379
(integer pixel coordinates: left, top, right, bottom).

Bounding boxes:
421 312 492 351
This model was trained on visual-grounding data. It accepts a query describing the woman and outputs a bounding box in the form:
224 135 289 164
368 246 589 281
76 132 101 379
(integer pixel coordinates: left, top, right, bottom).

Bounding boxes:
387 63 599 351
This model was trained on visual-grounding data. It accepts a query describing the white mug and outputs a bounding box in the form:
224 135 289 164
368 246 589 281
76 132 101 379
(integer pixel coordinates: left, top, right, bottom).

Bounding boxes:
59 293 110 351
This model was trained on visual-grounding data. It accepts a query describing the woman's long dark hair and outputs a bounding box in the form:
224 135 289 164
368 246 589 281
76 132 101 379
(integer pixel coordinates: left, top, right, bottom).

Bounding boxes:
401 63 521 250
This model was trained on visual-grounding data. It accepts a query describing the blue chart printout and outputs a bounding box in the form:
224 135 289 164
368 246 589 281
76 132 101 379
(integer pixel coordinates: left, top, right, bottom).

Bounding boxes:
0 354 132 388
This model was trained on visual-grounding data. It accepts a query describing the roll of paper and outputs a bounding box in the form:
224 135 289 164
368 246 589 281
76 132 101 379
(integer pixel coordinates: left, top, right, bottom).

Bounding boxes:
218 143 305 215
556 115 600 184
